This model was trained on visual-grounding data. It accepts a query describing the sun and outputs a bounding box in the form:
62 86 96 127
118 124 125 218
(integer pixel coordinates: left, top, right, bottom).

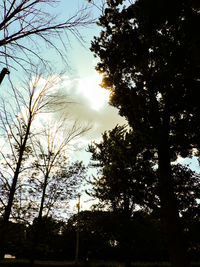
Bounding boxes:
78 73 110 111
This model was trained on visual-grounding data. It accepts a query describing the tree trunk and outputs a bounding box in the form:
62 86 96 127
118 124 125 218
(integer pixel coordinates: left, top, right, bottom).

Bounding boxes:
29 171 49 266
158 139 190 267
0 170 20 259
38 171 49 220
0 118 32 259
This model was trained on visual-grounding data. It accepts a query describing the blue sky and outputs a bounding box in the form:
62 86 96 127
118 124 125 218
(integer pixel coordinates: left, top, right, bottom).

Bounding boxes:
0 0 126 214
45 0 126 211
55 0 126 211
49 1 126 148
54 0 101 78
1 0 199 216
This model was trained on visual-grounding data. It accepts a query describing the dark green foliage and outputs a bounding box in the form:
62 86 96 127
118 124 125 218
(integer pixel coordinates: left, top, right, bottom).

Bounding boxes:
171 164 200 217
91 0 200 265
91 0 200 159
1 210 200 262
88 125 156 215
63 210 168 262
0 220 26 258
87 124 200 262
88 125 200 217
25 216 64 260
63 210 115 260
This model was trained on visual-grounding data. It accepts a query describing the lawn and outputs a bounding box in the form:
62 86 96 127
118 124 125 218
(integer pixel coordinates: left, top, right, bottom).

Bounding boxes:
0 260 200 267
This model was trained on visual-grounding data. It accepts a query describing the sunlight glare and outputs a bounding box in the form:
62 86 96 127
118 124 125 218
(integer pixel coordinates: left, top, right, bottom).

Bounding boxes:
78 73 110 111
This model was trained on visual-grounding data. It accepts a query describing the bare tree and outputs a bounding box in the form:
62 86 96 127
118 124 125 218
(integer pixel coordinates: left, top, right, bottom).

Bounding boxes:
0 67 9 85
0 70 69 258
30 118 89 221
0 0 94 72
26 119 88 264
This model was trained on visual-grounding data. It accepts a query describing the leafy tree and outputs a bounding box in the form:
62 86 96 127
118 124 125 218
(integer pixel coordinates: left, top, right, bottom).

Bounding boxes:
64 210 168 262
88 125 156 215
26 216 64 260
64 210 120 261
23 117 88 265
88 125 200 217
128 211 168 262
171 164 200 218
28 158 87 264
185 217 200 261
0 218 26 257
88 124 200 263
91 1 200 265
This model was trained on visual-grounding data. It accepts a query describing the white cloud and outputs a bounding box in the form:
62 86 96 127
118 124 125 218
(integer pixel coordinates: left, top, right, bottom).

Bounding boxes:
0 73 126 165
0 72 126 217
55 73 126 142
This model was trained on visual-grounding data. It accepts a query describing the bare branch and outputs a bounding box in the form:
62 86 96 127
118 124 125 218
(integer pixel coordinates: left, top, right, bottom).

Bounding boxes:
0 0 95 70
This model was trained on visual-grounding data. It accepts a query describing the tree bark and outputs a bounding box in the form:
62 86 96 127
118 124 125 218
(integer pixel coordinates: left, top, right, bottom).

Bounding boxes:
38 172 49 220
0 68 9 85
0 117 32 259
29 171 49 266
158 138 190 267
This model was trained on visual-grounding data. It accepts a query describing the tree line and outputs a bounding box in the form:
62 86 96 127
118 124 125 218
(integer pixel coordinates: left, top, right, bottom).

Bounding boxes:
0 0 93 264
89 0 200 266
2 209 200 262
0 1 200 267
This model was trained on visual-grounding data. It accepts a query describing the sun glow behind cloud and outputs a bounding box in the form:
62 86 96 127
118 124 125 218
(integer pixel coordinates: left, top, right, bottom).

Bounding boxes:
0 71 126 217
77 73 110 111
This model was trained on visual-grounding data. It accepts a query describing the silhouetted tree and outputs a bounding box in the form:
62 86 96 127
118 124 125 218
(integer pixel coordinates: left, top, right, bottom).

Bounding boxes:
171 164 200 218
0 218 26 258
27 216 64 260
29 118 89 221
0 71 67 258
88 125 156 215
91 1 200 266
185 217 200 261
63 210 168 262
88 126 200 217
64 210 119 261
29 157 86 264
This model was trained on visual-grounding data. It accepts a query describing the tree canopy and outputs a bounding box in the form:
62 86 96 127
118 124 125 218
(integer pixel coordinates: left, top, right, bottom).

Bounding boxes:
91 0 200 266
91 0 200 157
88 125 156 215
88 125 200 218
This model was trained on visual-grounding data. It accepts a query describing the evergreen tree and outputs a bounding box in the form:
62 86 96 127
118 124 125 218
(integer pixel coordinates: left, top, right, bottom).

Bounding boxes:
88 125 156 215
91 0 200 266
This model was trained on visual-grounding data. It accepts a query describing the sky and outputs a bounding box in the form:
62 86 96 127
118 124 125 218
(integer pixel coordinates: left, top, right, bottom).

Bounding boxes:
0 0 128 217
0 0 199 218
49 1 127 159
55 0 200 211
54 0 127 211
1 0 127 162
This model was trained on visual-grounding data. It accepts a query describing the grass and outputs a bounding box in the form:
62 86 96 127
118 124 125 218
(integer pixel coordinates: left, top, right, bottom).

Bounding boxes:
0 260 200 267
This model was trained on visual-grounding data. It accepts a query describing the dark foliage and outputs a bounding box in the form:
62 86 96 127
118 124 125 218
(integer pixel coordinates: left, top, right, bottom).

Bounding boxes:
88 125 200 218
25 216 64 260
87 125 156 215
62 210 168 262
91 0 200 265
91 0 200 161
1 210 200 262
